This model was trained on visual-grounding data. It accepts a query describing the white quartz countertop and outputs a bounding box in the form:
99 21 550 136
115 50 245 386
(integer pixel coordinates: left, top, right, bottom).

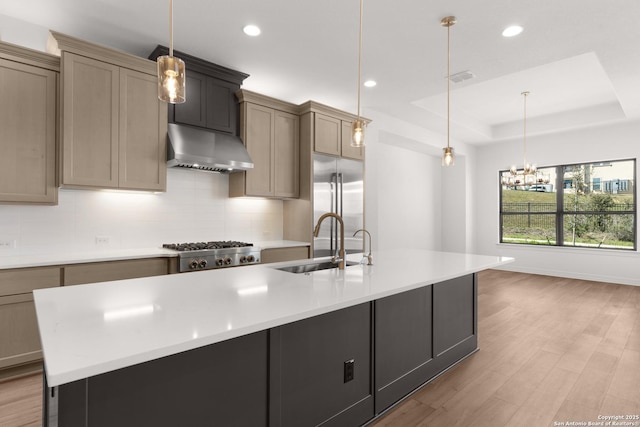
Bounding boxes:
0 241 309 269
34 249 513 387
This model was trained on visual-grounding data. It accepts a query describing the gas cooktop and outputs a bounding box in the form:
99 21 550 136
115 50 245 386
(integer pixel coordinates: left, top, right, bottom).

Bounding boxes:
162 241 253 252
162 241 260 272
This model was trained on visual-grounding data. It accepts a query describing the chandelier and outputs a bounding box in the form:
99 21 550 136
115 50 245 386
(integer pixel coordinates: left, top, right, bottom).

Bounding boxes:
502 91 542 187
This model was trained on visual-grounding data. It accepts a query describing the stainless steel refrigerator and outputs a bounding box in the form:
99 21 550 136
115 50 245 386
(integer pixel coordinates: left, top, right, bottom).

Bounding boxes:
313 154 364 258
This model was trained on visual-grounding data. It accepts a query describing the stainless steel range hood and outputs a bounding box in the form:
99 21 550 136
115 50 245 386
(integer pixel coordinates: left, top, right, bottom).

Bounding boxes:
167 123 253 173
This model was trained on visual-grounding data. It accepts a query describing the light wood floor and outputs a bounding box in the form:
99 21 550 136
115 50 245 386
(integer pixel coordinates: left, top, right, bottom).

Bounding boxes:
1 270 639 427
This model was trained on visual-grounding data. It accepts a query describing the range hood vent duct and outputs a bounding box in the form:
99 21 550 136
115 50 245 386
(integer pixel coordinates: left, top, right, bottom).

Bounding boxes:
167 123 253 173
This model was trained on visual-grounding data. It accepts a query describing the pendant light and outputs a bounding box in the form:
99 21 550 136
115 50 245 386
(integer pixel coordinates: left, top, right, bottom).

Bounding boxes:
351 0 366 147
157 0 186 104
441 16 456 167
507 91 536 186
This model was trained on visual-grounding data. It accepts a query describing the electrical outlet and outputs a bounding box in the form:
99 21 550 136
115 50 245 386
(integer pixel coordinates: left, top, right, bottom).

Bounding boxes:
95 236 110 245
344 359 355 383
0 240 16 250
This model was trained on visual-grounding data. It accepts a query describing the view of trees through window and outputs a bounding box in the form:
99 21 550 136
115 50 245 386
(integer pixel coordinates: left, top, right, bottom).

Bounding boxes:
500 159 636 250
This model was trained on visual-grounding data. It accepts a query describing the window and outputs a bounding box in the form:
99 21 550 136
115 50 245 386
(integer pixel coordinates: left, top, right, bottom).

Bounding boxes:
500 159 636 250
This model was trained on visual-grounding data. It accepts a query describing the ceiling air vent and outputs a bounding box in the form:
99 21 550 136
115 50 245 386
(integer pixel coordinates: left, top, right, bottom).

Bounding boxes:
448 70 475 83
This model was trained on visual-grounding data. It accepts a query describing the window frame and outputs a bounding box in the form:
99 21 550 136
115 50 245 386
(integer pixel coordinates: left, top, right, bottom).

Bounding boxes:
499 158 637 250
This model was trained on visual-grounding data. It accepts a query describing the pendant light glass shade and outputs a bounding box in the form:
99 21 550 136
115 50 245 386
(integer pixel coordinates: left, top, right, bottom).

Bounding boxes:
157 0 186 104
157 55 185 103
351 0 366 148
441 16 456 167
352 119 365 147
442 147 454 166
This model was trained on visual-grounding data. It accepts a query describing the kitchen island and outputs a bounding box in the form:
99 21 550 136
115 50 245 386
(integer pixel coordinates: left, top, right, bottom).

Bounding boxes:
34 249 512 427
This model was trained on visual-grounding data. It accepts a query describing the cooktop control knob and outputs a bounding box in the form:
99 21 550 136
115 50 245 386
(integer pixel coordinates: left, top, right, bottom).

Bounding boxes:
199 259 207 269
223 257 232 265
246 255 255 263
189 260 198 270
239 256 247 263
215 258 224 267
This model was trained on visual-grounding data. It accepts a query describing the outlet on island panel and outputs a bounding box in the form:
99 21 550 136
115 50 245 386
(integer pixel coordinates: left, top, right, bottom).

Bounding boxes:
0 240 16 249
344 359 355 383
95 236 110 245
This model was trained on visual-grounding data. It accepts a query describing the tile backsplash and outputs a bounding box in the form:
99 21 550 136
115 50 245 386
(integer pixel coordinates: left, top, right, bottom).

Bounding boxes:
0 168 283 256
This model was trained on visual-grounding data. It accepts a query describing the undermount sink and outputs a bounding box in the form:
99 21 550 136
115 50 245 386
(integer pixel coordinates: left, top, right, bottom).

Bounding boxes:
275 260 360 274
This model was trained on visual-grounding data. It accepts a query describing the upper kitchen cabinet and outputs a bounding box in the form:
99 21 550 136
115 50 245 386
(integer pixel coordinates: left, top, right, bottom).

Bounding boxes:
0 42 59 204
173 69 239 133
301 101 368 161
50 32 167 192
148 45 248 135
230 90 300 199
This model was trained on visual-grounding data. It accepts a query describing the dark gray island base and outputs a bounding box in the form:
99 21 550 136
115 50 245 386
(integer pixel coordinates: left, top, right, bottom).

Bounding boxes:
44 274 477 427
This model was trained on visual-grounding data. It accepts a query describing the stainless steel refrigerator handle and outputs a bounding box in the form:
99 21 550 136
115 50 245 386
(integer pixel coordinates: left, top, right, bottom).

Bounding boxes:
331 173 338 254
337 173 344 259
338 173 344 218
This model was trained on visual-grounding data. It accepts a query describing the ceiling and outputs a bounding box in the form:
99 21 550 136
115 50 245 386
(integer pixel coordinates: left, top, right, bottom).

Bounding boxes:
2 0 640 146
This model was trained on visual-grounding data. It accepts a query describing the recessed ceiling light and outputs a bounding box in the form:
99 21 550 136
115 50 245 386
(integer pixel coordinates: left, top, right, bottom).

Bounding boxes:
502 25 523 37
364 80 377 88
243 25 261 37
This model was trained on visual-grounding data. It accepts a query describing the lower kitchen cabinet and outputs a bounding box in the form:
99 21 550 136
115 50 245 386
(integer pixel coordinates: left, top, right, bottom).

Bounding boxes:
52 331 269 427
0 257 173 380
432 274 477 368
270 303 374 427
375 286 436 413
0 267 61 379
63 258 171 286
374 274 477 415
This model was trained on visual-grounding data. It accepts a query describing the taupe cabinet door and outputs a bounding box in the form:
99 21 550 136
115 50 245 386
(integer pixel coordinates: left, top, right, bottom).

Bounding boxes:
119 69 167 191
0 267 61 370
232 102 299 198
61 53 119 187
245 103 273 196
274 110 300 198
0 58 57 204
61 53 166 191
341 120 365 160
314 113 364 161
314 113 341 156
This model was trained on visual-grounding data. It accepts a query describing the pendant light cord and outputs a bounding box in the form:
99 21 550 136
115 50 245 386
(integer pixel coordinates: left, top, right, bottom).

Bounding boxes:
356 0 363 121
522 91 529 168
169 0 174 57
446 21 451 150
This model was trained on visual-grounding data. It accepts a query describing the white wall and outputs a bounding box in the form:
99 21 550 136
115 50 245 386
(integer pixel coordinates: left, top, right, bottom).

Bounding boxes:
0 168 283 256
363 110 455 253
441 155 466 253
474 119 640 286
0 14 49 51
366 134 442 251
